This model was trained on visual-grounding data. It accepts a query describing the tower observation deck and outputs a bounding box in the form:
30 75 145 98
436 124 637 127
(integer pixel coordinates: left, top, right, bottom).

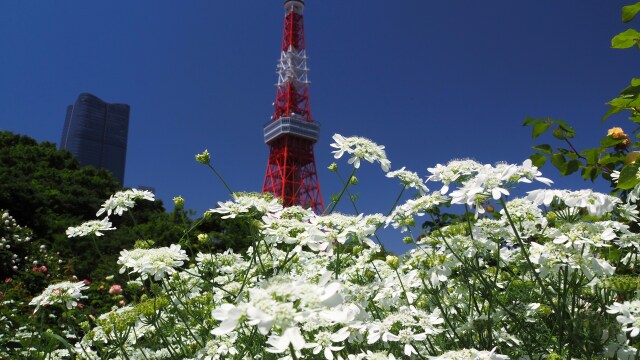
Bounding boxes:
262 0 324 213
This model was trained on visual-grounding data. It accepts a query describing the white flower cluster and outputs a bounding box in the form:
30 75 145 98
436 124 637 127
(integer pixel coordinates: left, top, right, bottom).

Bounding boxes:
1 210 36 273
29 281 88 313
429 159 553 216
49 140 640 360
608 300 640 337
527 188 620 217
65 217 115 238
331 134 391 172
66 188 155 238
96 188 155 217
118 244 189 281
207 192 283 219
429 348 509 359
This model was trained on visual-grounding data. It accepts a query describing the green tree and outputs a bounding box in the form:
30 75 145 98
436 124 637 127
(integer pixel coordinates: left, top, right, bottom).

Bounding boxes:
0 131 188 278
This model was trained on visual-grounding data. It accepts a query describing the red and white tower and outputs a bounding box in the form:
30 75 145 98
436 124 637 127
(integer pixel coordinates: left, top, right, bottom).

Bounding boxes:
262 0 324 213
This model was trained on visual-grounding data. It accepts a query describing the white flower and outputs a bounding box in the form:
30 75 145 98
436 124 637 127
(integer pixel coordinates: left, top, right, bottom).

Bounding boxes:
117 244 189 281
517 159 553 185
608 300 640 337
527 189 620 217
429 348 509 359
330 134 391 172
306 328 349 360
66 217 115 238
266 326 307 354
96 189 155 217
29 281 88 312
207 200 250 219
426 159 483 194
386 167 429 194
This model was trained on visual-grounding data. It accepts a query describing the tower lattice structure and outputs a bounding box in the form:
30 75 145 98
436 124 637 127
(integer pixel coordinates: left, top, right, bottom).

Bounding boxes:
262 0 324 213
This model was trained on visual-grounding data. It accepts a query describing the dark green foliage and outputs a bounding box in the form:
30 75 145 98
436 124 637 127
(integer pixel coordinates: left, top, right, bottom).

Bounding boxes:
0 131 121 241
0 131 189 279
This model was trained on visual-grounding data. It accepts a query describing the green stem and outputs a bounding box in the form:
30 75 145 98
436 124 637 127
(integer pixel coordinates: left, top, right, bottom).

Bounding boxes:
337 170 360 214
499 197 558 313
207 163 234 195
325 168 356 215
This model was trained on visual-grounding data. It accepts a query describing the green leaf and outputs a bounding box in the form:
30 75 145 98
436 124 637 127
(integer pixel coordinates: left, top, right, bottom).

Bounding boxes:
550 153 567 173
581 148 600 165
622 3 640 23
552 128 566 140
581 166 600 181
555 120 576 138
565 159 581 176
522 116 540 126
532 121 551 139
532 144 552 154
523 117 553 139
612 29 640 49
599 153 624 165
600 135 624 147
530 153 546 168
603 105 623 121
618 162 640 190
631 78 640 87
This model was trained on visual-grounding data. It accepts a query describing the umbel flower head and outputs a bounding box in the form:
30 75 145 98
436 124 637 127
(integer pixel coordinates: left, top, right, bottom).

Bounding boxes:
96 188 155 217
66 217 115 238
118 244 189 281
29 281 89 313
330 134 391 172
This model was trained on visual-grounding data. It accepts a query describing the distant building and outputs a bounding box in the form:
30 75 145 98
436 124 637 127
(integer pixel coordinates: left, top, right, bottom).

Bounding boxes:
60 93 130 184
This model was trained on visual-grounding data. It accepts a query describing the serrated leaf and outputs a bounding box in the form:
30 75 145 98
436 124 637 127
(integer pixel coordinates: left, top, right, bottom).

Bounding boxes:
532 144 552 154
618 162 640 190
530 153 546 168
623 3 640 23
612 29 640 49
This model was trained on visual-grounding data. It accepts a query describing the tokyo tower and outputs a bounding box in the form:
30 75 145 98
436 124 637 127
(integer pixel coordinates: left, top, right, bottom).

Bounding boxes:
262 0 324 213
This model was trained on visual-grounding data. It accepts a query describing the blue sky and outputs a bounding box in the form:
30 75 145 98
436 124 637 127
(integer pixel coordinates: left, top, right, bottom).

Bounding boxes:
1 1 637 253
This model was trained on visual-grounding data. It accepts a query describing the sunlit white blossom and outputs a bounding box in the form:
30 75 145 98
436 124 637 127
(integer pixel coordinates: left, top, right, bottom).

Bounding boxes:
96 188 155 217
331 134 391 172
65 217 115 238
118 244 189 281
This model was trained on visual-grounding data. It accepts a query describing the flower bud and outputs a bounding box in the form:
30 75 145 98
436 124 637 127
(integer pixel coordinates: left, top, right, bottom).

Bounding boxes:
349 176 358 185
328 163 338 172
195 149 211 165
403 236 413 244
197 233 209 243
546 211 557 222
173 196 185 208
386 255 399 269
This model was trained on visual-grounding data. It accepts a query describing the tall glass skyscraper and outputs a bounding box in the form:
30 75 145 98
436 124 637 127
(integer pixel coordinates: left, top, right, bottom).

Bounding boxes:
60 93 130 184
